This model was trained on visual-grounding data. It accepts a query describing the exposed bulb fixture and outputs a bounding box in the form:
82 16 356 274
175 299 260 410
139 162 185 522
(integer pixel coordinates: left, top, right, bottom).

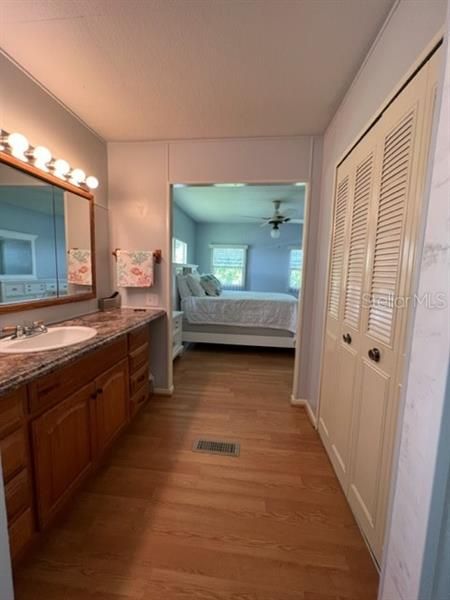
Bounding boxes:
8 132 29 161
70 168 86 184
86 175 99 189
53 159 71 178
1 128 99 190
270 226 281 239
33 146 52 171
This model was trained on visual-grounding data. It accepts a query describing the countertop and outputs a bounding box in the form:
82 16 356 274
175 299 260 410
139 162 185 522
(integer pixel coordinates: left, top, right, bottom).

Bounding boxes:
0 308 165 396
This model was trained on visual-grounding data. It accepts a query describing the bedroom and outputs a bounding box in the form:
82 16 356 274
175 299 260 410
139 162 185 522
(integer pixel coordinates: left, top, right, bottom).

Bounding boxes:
172 183 305 368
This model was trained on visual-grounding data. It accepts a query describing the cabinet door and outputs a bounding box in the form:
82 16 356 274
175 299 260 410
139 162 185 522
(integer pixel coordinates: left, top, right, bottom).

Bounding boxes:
32 382 95 526
94 359 129 455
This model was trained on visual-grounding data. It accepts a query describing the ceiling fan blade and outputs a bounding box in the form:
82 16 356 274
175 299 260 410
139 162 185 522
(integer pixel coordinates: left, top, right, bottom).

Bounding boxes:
289 219 304 224
283 208 299 215
281 217 291 223
236 215 262 219
260 221 270 227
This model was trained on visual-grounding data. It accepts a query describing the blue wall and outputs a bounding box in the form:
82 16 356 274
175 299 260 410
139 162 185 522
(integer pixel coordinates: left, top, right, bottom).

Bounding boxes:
0 187 67 279
173 204 196 264
195 222 302 293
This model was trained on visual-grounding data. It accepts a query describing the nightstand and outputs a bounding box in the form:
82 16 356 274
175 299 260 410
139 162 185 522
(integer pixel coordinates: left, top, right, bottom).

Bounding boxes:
172 311 184 359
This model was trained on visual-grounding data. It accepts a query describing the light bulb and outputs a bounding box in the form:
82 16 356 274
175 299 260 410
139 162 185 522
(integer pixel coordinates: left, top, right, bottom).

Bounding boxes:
86 175 99 189
8 132 29 161
70 168 86 185
270 227 280 239
33 146 52 171
54 159 70 178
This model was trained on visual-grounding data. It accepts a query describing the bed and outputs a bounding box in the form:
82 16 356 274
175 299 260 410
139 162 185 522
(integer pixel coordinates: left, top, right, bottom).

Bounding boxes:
174 265 297 348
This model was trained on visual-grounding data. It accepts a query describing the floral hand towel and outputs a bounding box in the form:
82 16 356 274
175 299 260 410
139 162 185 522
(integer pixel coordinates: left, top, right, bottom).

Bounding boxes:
116 250 154 287
68 249 92 285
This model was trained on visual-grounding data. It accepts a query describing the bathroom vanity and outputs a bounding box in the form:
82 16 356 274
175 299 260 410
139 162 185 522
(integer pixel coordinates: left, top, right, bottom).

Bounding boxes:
0 308 164 565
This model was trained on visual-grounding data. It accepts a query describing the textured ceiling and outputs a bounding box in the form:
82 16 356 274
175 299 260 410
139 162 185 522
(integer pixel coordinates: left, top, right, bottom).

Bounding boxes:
173 184 305 224
0 0 395 141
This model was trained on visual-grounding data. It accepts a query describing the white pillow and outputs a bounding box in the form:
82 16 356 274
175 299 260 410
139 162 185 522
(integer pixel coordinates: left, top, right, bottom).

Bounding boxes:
186 273 206 296
176 274 192 300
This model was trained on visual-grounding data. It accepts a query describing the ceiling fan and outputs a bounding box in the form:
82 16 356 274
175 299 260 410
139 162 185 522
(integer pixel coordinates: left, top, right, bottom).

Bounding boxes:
240 200 299 239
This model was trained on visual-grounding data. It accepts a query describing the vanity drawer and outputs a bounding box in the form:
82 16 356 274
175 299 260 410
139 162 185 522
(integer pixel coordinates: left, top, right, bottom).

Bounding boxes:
130 385 149 417
5 469 30 521
129 325 150 352
0 428 28 482
0 387 26 438
129 343 149 374
130 364 149 397
8 507 34 562
29 336 128 415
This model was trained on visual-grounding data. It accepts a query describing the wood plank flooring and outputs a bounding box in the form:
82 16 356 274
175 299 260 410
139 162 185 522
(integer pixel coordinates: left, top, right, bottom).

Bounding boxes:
14 344 379 599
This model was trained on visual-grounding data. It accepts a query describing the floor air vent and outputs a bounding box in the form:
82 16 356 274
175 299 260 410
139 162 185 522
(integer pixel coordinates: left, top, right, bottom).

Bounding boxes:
193 439 240 457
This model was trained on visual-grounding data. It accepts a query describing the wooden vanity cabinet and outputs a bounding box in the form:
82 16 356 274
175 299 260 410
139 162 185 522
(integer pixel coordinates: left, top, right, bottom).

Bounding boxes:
93 359 129 457
0 387 34 563
0 323 153 563
128 326 151 417
31 381 96 527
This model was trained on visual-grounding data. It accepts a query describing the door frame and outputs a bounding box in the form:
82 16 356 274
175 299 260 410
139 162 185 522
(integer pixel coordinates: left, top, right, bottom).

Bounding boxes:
167 172 313 402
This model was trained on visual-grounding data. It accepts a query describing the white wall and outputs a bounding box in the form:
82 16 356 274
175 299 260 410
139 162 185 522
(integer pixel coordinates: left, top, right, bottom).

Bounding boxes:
308 0 448 412
108 136 321 393
0 51 111 328
380 15 450 599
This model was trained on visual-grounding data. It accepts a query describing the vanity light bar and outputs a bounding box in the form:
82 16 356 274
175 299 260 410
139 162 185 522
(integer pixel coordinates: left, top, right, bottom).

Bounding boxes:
0 128 99 190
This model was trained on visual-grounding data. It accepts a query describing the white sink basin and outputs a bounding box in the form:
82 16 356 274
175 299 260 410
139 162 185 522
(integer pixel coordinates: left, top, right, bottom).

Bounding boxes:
0 326 97 354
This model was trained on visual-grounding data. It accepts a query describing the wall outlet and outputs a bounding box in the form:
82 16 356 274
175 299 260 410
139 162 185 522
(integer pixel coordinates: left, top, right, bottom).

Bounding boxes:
146 293 159 306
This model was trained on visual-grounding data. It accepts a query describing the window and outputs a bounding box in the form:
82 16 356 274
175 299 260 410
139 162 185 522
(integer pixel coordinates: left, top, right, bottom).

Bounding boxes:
289 248 303 292
172 238 188 264
210 244 247 290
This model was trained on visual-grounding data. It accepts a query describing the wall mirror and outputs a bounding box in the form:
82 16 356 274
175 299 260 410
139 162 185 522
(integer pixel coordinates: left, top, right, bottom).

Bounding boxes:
0 155 95 313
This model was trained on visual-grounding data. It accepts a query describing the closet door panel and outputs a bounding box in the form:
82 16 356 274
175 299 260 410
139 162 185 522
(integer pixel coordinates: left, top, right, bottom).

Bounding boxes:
348 360 390 544
348 63 431 562
328 342 358 487
317 332 336 441
318 165 353 448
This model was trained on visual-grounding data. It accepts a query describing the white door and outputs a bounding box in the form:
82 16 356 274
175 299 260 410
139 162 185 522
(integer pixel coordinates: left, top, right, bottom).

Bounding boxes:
347 52 440 561
318 48 441 563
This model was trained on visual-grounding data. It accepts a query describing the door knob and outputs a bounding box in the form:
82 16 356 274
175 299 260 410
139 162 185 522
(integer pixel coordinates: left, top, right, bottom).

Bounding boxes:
368 348 381 362
342 333 352 344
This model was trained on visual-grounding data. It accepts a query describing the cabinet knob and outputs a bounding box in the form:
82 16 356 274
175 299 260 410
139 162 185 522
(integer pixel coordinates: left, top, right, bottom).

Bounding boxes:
368 348 381 362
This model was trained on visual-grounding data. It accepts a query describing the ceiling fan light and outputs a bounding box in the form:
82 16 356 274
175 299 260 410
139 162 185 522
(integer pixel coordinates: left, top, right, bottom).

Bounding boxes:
270 227 280 239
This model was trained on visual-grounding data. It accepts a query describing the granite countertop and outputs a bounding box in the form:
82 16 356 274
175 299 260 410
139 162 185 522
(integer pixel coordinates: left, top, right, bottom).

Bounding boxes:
0 308 165 396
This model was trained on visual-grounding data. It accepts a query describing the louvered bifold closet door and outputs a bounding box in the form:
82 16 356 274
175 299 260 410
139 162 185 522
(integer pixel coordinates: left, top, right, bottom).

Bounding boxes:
318 159 353 464
319 129 378 489
347 57 436 562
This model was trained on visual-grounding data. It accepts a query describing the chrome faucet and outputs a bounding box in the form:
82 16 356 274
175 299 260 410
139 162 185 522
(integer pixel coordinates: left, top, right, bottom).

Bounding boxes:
1 321 48 340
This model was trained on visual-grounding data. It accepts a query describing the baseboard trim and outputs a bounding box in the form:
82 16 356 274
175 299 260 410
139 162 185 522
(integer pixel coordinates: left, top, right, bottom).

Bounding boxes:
290 395 318 429
154 385 174 396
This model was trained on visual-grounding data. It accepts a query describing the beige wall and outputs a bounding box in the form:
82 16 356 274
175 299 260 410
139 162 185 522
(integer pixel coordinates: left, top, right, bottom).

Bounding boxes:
0 51 111 328
308 0 447 413
108 136 321 391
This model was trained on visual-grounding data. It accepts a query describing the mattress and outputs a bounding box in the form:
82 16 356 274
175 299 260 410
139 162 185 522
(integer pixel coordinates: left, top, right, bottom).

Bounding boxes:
181 291 297 333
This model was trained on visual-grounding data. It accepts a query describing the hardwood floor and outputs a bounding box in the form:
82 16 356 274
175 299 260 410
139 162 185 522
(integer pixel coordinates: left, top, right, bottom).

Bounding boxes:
14 345 379 599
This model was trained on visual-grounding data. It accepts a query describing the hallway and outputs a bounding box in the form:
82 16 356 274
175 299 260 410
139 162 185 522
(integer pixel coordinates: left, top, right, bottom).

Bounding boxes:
14 345 378 599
